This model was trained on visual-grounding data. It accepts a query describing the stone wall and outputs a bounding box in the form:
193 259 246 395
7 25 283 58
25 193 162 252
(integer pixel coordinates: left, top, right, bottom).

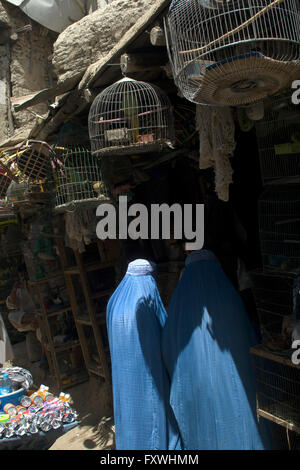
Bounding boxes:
0 0 57 141
52 0 158 89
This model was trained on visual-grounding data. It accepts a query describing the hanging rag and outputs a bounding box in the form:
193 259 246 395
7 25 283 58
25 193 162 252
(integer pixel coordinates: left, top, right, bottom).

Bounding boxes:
162 249 272 450
196 105 236 201
64 210 95 253
106 259 182 450
0 314 14 365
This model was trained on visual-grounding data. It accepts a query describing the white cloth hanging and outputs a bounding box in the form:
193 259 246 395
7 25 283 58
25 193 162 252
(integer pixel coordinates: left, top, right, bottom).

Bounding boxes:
196 105 236 202
0 313 14 365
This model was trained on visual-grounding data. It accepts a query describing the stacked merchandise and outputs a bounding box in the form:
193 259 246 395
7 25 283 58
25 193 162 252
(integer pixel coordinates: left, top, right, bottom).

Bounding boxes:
251 95 300 439
252 95 300 349
0 368 78 440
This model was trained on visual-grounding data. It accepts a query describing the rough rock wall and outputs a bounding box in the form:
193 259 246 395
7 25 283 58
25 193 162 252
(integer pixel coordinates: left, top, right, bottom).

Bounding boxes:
0 1 57 140
0 3 11 142
52 0 158 89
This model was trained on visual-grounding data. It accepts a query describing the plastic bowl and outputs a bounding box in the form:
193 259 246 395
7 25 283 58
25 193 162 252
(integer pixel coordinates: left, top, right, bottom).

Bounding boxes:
0 388 25 411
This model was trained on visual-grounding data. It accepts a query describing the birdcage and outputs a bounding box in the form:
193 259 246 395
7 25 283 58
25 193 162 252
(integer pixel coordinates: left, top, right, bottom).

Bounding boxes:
251 346 300 434
258 185 300 271
0 167 11 198
256 95 300 185
250 268 297 348
165 0 300 106
5 180 29 207
88 78 175 157
14 140 54 181
54 145 111 212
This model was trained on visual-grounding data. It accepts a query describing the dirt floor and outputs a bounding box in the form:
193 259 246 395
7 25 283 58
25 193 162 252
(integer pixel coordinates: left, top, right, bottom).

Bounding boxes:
6 340 115 450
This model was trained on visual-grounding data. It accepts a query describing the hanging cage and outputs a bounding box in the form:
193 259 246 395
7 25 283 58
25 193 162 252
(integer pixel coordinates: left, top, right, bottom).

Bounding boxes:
165 0 300 106
54 145 111 212
258 184 300 272
256 94 300 185
88 78 175 157
14 140 54 181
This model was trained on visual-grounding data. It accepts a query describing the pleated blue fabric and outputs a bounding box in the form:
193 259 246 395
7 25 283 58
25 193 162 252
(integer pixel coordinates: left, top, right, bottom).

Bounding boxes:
162 250 272 450
106 259 182 450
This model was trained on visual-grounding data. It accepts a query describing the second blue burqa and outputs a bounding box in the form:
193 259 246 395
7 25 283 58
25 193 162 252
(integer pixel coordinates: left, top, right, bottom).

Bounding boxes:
162 250 272 450
106 259 181 450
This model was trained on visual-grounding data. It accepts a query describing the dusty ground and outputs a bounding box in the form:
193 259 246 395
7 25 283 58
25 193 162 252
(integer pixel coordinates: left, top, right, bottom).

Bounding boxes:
7 341 116 450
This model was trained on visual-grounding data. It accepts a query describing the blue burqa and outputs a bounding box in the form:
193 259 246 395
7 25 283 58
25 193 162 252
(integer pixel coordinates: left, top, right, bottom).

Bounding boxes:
162 250 272 450
106 259 182 450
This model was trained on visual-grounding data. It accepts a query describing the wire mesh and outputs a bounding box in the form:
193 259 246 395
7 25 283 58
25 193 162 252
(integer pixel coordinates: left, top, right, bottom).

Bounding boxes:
165 0 300 106
54 145 111 212
88 78 175 157
258 185 300 271
256 95 300 184
250 268 297 346
252 351 300 433
15 140 54 181
0 168 11 198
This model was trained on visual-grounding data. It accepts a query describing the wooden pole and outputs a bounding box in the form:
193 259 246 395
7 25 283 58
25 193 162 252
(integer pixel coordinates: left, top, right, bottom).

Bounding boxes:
179 0 286 55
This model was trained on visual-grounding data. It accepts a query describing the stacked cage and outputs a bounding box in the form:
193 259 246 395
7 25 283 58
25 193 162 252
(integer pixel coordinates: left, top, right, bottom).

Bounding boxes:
1 140 56 211
251 95 300 349
250 93 300 435
258 185 300 272
256 96 300 185
251 349 300 434
88 78 175 157
250 269 296 348
165 0 300 106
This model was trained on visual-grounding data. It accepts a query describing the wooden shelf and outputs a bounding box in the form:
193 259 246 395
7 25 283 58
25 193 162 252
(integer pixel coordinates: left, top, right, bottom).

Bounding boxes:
28 272 64 285
45 340 81 354
91 289 114 300
64 261 115 275
36 305 71 318
56 238 119 385
250 344 300 370
88 363 106 379
257 408 300 435
76 312 106 326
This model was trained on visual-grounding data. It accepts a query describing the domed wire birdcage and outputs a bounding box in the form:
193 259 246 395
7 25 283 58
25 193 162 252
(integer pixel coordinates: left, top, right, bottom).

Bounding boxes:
88 77 175 157
54 144 111 212
165 0 300 106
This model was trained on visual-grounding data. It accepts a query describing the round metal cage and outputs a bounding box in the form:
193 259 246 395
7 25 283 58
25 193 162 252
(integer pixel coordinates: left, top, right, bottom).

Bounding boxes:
166 0 300 106
88 78 175 157
54 145 111 212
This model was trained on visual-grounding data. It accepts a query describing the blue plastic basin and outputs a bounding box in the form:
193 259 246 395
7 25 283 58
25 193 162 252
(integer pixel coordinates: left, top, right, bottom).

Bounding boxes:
0 388 25 411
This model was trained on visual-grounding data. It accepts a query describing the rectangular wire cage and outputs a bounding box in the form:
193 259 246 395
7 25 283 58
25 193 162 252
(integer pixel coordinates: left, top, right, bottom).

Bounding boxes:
251 346 300 434
255 96 300 185
258 184 300 271
250 269 297 348
54 145 111 212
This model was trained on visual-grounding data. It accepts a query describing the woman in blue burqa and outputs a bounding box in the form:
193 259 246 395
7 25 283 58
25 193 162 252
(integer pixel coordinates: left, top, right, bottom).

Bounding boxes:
162 249 272 450
106 259 182 450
